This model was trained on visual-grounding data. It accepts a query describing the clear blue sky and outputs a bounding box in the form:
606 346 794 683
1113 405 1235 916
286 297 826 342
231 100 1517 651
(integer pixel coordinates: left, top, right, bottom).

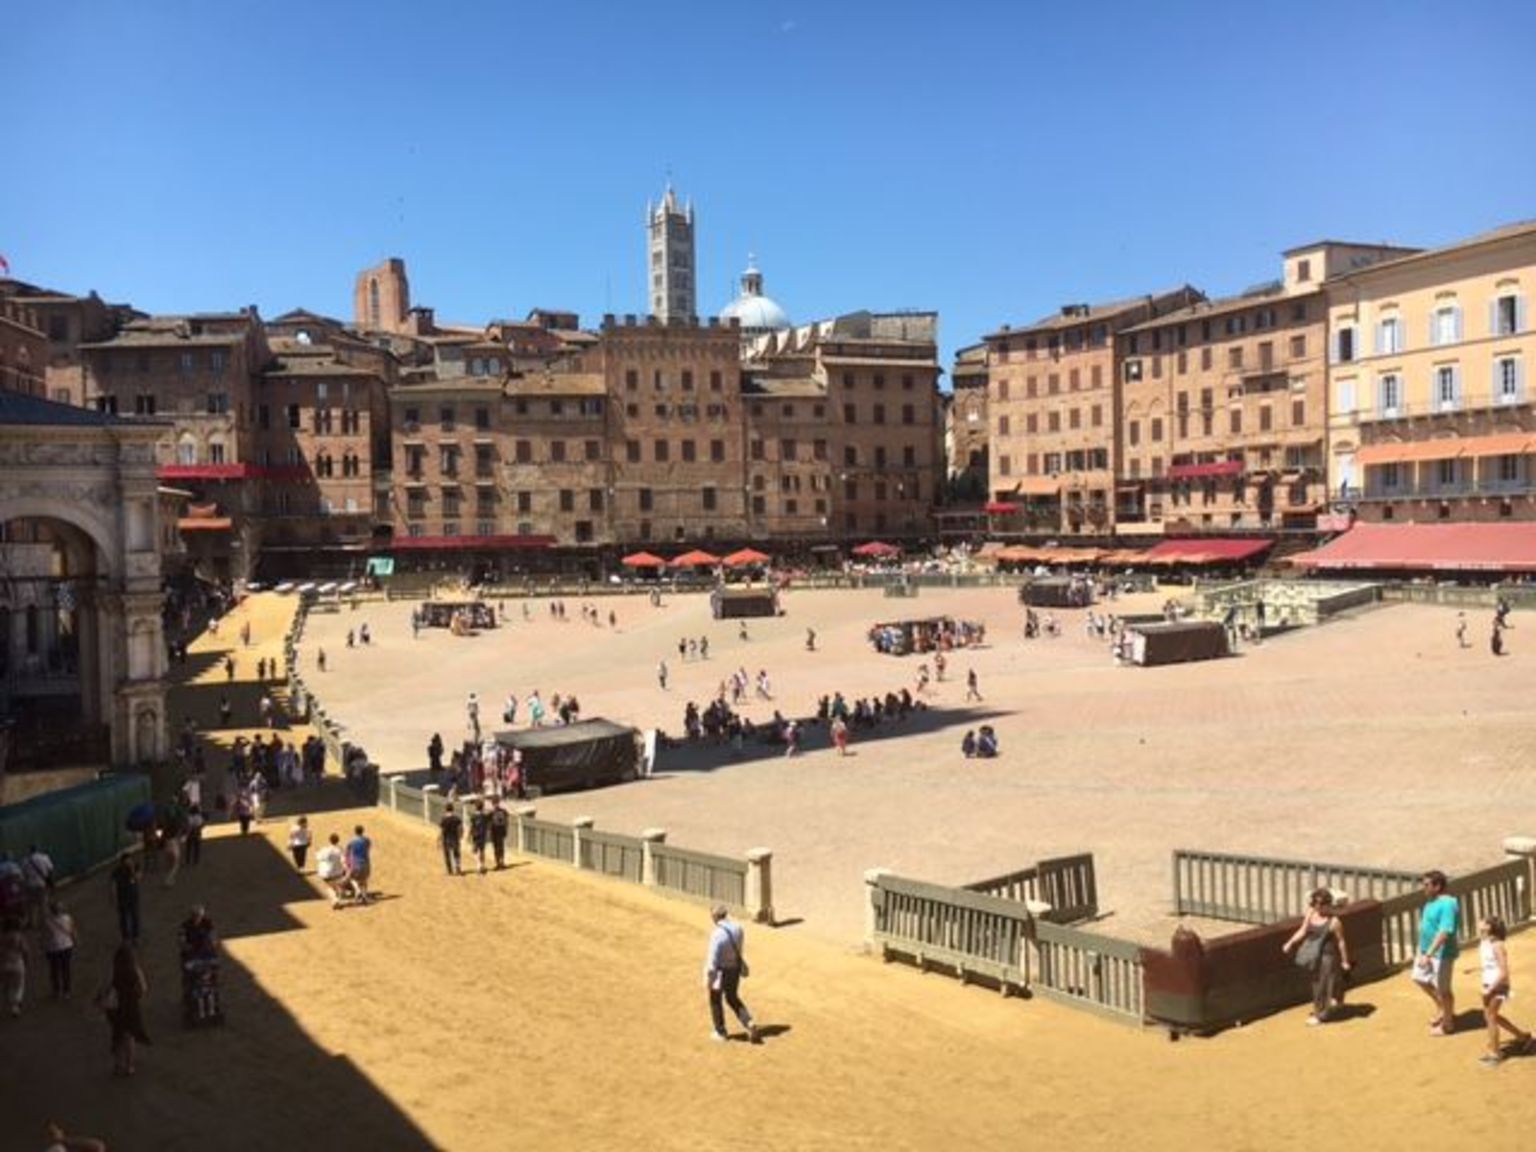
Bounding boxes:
7 1 1535 378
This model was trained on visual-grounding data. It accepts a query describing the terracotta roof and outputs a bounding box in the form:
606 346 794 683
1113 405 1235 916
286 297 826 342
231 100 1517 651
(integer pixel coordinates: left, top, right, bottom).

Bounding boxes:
1322 220 1536 282
985 288 1198 340
0 388 134 427
505 373 606 396
1121 286 1318 334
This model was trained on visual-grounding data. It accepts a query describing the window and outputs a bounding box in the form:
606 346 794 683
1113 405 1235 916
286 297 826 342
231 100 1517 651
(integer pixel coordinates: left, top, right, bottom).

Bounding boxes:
442 490 461 518
625 370 639 391
751 440 765 461
681 370 693 391
204 391 229 415
134 393 156 416
844 445 857 467
1436 459 1459 488
638 488 653 512
176 436 197 465
1150 416 1162 441
998 415 1011 437
440 445 459 476
1069 368 1080 391
1297 258 1311 282
842 401 857 424
517 491 532 513
710 439 726 463
1377 374 1401 416
1091 404 1102 428
873 374 886 391
998 455 1011 476
439 406 455 430
709 370 722 392
1289 334 1307 358
874 446 887 469
515 440 532 463
1334 379 1356 415
813 439 827 461
1258 406 1272 432
475 407 491 431
901 404 915 425
903 445 916 467
1229 408 1242 435
1128 420 1140 447
1431 304 1460 346
549 440 566 463
1025 413 1038 434
1495 293 1523 336
997 379 1010 401
180 352 195 375
654 439 669 462
1435 365 1460 411
1047 411 1060 433
1291 398 1306 427
702 487 717 511
1497 454 1522 484
1335 328 1355 363
681 439 697 462
1069 408 1081 430
873 404 886 425
1026 376 1038 398
1200 347 1213 371
1090 365 1102 389
558 490 574 513
1496 356 1523 404
1227 347 1243 370
1048 373 1060 394
1124 361 1142 383
287 404 301 429
585 439 601 461
1376 317 1401 355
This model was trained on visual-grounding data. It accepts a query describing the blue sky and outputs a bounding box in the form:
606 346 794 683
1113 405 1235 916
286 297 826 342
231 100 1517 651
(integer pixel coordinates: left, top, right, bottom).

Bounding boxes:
7 1 1536 377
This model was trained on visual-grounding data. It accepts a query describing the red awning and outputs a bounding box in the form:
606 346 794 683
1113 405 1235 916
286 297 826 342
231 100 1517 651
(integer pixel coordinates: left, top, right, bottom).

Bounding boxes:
1145 538 1273 565
388 535 557 551
1166 460 1245 481
158 463 254 481
984 501 1022 515
670 549 721 567
620 551 666 568
851 541 901 558
1289 523 1536 572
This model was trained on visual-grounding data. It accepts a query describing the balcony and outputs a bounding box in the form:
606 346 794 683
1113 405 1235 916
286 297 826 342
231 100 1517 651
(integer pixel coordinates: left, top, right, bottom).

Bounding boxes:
1357 394 1527 424
1360 478 1535 502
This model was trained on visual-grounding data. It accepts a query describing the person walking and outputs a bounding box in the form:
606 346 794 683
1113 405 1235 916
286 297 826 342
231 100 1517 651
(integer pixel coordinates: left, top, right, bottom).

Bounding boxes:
704 904 760 1043
467 800 490 875
831 716 850 757
288 816 312 872
232 792 253 836
109 853 141 943
99 941 150 1077
657 659 669 690
1478 915 1532 1066
1456 612 1469 649
0 916 27 1017
1413 869 1460 1036
1282 888 1352 1025
965 668 982 702
183 805 204 867
346 825 374 902
489 799 510 870
19 844 54 928
439 803 463 876
41 897 78 999
466 693 481 741
219 695 232 726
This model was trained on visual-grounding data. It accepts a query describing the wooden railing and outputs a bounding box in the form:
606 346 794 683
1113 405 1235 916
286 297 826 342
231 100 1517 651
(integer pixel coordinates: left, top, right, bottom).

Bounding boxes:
522 817 575 864
867 870 1144 1021
652 843 747 907
579 828 645 883
1172 849 1421 924
1378 859 1530 965
965 853 1099 923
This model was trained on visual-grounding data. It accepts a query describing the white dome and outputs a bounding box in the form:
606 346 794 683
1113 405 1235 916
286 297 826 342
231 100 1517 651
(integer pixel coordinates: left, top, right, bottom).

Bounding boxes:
719 256 790 332
721 293 790 331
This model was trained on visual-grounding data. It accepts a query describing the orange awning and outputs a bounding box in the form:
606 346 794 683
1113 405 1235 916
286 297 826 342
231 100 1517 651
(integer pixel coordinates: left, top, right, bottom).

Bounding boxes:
1358 433 1535 466
1012 476 1062 496
1463 432 1536 458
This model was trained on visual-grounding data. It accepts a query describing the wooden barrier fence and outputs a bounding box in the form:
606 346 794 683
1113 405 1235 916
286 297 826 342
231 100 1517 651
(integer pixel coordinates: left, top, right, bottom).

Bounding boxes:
965 853 1099 923
1378 858 1530 965
652 843 747 908
1172 849 1421 924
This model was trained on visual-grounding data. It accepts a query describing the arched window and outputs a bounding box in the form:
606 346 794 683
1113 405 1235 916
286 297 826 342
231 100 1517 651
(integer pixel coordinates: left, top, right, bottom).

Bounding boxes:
369 279 381 329
177 434 198 466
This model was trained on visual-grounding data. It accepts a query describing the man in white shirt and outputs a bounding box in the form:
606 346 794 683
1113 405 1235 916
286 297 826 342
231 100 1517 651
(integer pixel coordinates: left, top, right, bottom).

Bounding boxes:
703 904 760 1044
314 833 354 909
20 846 54 927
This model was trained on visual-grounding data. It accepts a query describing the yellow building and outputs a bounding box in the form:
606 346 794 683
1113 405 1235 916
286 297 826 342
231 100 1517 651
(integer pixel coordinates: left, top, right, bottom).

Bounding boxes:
1327 221 1536 524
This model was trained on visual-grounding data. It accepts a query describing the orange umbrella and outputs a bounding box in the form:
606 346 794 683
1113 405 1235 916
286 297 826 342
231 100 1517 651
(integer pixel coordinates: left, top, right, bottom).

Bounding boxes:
670 549 722 567
851 541 900 558
723 548 771 567
621 551 666 568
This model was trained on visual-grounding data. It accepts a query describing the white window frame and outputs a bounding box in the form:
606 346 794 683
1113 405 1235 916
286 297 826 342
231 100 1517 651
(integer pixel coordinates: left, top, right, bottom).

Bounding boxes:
1495 356 1523 405
176 436 198 466
1431 303 1461 347
1377 373 1401 417
1376 316 1402 355
1434 365 1460 412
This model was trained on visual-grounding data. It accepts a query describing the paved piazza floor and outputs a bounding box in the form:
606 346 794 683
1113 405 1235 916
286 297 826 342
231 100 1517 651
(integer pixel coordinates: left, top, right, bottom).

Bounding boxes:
299 584 1536 945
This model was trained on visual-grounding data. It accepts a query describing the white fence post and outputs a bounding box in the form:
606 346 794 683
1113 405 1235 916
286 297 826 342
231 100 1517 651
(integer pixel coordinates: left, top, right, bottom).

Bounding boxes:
1504 835 1536 920
640 828 667 886
421 784 439 825
388 775 400 813
572 816 594 868
746 848 774 924
515 805 537 855
864 867 891 953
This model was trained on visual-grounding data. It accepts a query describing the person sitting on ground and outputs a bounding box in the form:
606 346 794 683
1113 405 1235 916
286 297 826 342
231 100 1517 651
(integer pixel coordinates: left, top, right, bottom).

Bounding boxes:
976 726 999 758
961 730 978 759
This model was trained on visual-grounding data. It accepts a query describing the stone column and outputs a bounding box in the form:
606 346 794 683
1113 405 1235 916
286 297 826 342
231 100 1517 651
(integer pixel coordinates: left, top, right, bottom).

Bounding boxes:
640 828 667 887
572 816 594 869
1504 835 1536 918
746 848 774 924
515 806 538 855
864 867 891 954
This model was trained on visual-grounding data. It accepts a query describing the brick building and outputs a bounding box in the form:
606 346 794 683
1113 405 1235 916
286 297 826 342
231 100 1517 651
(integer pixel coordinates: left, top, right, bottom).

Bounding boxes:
1327 221 1536 524
80 310 272 579
0 297 47 397
1114 243 1406 536
945 343 989 497
0 280 133 406
984 289 1200 536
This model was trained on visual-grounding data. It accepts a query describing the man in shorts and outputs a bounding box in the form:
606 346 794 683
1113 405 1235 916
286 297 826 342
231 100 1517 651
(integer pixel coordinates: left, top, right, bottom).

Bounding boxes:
1413 869 1460 1036
315 833 355 909
345 825 374 903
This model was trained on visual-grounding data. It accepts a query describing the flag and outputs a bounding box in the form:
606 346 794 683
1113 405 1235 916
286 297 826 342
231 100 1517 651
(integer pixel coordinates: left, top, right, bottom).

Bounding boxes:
0 254 9 276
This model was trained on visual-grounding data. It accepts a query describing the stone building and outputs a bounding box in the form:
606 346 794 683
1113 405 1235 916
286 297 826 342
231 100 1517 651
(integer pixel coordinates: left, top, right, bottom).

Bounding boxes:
0 281 133 407
602 314 748 544
945 344 989 497
0 390 167 775
1114 243 1406 536
1327 221 1536 524
79 310 272 581
648 185 696 323
984 289 1200 536
0 297 47 398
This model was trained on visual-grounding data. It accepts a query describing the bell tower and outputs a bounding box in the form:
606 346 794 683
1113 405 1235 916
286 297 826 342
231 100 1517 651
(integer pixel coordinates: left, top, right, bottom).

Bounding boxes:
646 184 695 322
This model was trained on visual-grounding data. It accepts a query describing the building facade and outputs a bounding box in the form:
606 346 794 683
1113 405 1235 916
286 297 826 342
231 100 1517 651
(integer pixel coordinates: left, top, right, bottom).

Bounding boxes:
1327 222 1536 524
984 289 1200 536
0 297 47 398
945 343 989 501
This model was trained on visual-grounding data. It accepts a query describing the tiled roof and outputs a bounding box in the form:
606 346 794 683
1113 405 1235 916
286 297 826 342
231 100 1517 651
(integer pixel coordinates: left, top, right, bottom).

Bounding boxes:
1322 219 1536 282
0 388 131 427
986 288 1199 339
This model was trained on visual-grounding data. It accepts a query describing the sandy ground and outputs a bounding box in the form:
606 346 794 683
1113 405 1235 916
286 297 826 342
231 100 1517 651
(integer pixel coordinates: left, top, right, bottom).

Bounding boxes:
4 587 1535 1151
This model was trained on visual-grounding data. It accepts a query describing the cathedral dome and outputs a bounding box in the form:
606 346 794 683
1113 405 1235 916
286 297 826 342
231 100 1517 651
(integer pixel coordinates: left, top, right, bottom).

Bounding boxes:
719 257 790 332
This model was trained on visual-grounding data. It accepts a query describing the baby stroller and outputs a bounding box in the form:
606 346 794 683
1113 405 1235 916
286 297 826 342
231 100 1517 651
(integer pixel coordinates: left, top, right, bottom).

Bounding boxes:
179 911 224 1027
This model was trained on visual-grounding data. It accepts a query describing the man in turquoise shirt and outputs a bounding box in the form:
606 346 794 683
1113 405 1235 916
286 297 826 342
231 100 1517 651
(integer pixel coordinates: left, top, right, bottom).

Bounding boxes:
1413 870 1460 1036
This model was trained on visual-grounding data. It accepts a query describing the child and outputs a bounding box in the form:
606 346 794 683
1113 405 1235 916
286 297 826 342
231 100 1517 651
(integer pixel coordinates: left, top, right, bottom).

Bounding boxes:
1479 915 1532 1066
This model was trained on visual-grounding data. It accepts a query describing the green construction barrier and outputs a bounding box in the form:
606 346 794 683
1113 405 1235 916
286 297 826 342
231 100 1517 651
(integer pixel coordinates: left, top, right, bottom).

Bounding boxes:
0 774 151 882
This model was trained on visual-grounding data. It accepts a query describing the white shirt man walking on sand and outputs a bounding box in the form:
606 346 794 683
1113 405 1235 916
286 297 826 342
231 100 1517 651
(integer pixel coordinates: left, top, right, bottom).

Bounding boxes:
704 904 760 1044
